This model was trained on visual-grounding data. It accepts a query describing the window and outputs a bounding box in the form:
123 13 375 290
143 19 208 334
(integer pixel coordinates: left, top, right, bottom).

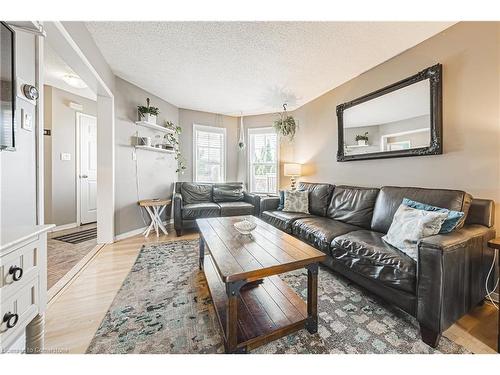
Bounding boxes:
248 127 278 194
193 124 226 183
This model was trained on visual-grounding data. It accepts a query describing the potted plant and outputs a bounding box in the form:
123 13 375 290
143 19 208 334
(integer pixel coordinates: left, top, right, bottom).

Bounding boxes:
355 132 369 146
138 98 160 124
164 121 187 174
273 103 298 141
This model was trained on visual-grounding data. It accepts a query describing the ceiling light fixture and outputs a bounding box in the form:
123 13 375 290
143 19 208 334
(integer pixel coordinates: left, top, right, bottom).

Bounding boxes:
62 74 87 89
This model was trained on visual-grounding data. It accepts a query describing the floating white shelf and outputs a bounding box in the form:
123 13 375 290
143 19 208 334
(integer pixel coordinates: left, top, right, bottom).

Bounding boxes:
135 145 175 154
135 121 175 134
346 144 371 148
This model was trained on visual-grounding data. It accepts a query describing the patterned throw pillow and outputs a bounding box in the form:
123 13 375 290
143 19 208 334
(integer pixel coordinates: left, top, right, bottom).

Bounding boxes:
402 198 465 234
283 190 309 214
382 204 448 261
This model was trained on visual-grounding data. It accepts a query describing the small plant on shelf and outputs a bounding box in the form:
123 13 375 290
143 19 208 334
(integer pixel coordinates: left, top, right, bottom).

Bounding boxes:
164 121 187 174
355 132 369 146
137 98 160 124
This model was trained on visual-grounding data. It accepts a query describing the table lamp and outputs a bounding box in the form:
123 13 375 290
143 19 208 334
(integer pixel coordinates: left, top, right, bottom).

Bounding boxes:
284 163 301 190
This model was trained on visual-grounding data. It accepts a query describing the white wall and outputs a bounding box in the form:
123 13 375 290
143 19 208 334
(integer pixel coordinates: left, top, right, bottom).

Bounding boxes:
0 30 38 233
113 77 179 236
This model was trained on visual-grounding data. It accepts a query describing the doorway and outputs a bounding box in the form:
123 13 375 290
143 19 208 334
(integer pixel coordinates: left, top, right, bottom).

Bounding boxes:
43 40 101 298
77 113 97 225
42 21 115 245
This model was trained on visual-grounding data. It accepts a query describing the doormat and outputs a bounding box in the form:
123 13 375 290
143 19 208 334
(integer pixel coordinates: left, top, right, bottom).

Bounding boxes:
53 227 97 244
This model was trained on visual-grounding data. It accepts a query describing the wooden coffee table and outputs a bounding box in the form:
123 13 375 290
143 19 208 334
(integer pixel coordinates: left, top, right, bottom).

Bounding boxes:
196 216 326 353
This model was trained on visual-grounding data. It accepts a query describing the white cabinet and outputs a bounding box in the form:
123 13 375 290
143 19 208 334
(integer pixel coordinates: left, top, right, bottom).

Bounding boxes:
0 225 53 353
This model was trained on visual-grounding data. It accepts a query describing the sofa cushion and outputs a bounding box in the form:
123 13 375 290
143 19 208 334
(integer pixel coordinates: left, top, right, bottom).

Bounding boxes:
331 230 417 293
213 183 244 202
182 202 220 219
326 185 379 229
292 217 360 252
181 183 213 204
297 182 334 216
371 186 472 234
261 210 311 233
218 202 254 216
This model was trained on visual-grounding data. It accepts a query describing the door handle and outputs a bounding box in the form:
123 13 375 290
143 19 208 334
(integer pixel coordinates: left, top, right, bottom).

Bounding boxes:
80 174 88 179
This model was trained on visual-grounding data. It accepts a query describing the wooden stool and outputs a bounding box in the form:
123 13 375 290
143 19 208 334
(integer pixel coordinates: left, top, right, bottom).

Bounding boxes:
138 199 171 237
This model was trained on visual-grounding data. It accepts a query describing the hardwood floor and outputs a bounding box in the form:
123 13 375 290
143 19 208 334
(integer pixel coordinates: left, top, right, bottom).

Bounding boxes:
44 226 498 354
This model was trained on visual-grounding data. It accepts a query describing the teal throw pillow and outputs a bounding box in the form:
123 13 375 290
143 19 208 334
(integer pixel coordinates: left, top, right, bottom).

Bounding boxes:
402 198 465 234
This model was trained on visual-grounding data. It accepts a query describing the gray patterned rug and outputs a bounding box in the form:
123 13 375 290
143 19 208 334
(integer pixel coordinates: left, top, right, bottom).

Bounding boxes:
86 240 469 354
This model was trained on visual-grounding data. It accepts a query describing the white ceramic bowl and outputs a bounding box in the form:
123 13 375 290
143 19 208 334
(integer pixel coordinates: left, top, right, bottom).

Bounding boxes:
233 220 257 235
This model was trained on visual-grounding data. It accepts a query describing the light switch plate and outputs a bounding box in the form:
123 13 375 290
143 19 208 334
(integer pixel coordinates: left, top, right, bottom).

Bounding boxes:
60 153 71 161
21 108 33 131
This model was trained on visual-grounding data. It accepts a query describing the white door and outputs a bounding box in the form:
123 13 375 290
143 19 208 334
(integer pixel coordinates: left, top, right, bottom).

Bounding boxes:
78 113 97 224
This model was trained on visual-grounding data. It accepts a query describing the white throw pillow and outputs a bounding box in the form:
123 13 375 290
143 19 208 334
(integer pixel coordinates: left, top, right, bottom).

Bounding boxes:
283 190 309 214
382 204 448 261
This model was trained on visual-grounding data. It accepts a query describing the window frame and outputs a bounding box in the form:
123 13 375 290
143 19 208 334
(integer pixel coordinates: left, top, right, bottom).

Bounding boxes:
247 127 280 194
193 123 227 183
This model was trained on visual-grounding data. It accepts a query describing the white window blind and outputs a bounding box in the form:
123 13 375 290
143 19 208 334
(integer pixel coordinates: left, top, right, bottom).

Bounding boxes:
248 128 278 194
193 124 226 183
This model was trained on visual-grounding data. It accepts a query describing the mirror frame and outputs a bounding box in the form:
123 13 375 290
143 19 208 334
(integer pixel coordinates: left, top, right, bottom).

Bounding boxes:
336 63 442 162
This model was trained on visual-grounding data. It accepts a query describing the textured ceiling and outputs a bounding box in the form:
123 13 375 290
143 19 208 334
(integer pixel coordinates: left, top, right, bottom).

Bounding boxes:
86 22 454 116
44 42 97 100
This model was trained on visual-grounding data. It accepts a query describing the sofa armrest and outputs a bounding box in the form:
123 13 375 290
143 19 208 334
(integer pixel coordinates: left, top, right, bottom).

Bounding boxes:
259 195 280 215
243 192 261 216
173 192 183 230
416 224 495 334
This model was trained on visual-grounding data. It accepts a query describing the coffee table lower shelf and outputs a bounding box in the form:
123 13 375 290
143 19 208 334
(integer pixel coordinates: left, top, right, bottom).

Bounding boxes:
203 254 309 353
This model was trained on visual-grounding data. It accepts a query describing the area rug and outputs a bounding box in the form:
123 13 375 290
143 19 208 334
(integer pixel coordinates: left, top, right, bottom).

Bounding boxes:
86 240 469 354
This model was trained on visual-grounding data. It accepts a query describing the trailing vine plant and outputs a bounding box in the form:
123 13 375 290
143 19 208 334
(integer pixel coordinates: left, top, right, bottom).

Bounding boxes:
164 121 187 174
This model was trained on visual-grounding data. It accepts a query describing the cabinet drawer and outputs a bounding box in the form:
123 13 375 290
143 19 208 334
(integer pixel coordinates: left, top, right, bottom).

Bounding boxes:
0 238 39 290
0 275 39 345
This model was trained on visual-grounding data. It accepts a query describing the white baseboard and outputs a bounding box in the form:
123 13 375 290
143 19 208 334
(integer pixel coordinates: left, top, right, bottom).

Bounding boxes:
50 222 78 232
114 226 148 241
114 219 172 242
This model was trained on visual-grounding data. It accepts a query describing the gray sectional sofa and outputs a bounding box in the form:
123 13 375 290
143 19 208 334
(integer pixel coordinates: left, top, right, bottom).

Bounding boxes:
259 182 496 348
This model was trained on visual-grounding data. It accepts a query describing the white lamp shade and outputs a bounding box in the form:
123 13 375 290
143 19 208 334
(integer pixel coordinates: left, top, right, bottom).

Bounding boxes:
284 163 301 176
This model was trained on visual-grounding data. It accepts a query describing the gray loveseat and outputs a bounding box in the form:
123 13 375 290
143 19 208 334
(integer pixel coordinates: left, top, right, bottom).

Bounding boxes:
173 182 260 236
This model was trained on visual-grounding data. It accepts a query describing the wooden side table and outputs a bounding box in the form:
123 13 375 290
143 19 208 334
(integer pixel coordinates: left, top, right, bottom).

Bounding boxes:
486 238 500 353
138 199 171 237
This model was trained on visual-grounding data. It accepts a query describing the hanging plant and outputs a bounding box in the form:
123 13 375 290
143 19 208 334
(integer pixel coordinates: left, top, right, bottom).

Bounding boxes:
238 116 245 150
273 103 298 141
164 121 187 174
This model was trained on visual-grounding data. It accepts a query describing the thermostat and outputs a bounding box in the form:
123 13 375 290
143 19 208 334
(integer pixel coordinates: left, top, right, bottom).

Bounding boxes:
23 84 39 101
